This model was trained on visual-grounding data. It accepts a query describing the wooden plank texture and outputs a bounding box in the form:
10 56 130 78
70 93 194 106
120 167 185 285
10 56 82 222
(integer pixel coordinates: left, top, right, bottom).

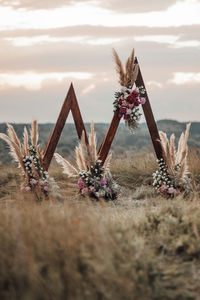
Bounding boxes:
71 84 88 144
43 84 73 170
43 83 88 171
98 115 120 164
135 57 163 159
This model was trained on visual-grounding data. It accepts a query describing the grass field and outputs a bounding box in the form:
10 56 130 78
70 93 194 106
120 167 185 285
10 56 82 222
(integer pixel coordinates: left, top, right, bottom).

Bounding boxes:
0 149 200 299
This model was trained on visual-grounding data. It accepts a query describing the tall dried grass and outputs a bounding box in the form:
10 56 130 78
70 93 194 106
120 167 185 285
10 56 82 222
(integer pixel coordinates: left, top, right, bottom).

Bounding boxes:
0 149 200 299
113 48 139 88
159 123 191 180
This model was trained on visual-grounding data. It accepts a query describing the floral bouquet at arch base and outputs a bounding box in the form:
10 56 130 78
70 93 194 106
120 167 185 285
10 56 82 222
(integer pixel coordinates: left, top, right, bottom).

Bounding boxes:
55 122 121 201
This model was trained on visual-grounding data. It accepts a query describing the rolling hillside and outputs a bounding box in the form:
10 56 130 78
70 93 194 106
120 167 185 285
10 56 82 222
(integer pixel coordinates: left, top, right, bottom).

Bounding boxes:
0 119 200 164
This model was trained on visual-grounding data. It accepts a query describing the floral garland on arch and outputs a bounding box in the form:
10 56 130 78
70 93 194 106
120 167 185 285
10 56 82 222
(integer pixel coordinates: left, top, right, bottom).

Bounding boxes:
0 121 59 200
152 123 191 198
55 122 121 201
113 48 146 133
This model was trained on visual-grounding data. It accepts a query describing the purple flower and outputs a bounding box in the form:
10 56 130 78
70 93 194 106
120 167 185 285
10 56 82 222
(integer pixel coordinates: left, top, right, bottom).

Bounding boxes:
43 186 49 192
81 187 88 194
101 178 107 185
140 97 146 105
78 178 85 188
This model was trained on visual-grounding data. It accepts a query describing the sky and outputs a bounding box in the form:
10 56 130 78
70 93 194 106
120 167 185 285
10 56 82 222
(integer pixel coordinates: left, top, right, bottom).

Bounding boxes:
0 0 200 123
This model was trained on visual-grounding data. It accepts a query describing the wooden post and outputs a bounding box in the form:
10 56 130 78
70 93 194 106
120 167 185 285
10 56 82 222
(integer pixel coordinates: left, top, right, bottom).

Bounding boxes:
135 57 163 159
43 83 88 171
98 115 120 164
71 85 88 144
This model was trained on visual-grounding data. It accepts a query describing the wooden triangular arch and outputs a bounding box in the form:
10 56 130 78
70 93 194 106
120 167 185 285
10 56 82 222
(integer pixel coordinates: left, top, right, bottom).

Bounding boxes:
43 58 163 171
43 83 88 170
98 57 163 163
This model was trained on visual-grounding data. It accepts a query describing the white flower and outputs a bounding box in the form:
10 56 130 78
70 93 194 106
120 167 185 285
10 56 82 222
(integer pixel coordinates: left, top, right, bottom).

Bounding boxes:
126 109 132 115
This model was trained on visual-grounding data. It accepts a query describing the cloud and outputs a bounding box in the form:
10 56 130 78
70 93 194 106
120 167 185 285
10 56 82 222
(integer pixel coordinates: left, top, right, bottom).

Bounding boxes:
0 1 199 123
1 24 200 40
0 0 91 10
168 72 200 85
0 0 180 14
81 84 96 96
1 0 200 31
0 76 199 124
134 34 200 48
0 0 177 13
0 72 93 90
99 0 177 13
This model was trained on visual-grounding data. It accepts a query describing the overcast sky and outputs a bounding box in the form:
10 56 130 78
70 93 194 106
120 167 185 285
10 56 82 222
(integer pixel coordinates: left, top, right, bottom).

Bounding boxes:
0 0 200 123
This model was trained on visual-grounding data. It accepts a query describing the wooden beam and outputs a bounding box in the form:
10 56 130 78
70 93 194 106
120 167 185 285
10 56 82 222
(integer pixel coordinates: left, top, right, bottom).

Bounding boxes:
98 115 120 164
135 57 163 159
70 84 88 144
43 83 89 171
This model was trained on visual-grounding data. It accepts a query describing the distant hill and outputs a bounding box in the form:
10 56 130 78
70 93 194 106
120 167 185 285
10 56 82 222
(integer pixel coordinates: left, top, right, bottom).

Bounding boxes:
0 120 200 164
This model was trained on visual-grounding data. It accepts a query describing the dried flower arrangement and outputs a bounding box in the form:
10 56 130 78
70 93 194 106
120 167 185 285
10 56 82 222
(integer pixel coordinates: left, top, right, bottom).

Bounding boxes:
55 122 120 200
0 121 59 200
152 123 191 198
113 48 146 133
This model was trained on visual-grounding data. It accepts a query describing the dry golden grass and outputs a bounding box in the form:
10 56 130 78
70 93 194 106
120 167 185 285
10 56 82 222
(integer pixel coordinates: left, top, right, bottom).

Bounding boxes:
0 149 200 299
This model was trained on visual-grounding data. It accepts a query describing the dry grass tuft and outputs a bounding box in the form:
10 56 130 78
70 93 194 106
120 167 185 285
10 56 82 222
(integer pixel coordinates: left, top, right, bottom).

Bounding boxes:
0 149 200 299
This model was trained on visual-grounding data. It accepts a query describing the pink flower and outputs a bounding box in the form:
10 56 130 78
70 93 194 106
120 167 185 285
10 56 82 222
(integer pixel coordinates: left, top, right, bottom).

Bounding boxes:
81 187 88 194
101 178 107 185
25 186 31 192
89 186 95 192
78 178 85 189
159 184 167 193
39 180 45 186
122 100 127 106
126 108 132 115
43 186 49 192
140 97 146 105
118 113 122 118
123 114 128 120
168 187 176 194
30 178 37 185
128 103 134 109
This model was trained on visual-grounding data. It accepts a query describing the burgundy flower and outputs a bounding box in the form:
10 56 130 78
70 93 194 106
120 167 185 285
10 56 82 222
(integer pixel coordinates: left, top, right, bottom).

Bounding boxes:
126 95 135 103
132 90 139 97
134 100 140 106
119 107 126 114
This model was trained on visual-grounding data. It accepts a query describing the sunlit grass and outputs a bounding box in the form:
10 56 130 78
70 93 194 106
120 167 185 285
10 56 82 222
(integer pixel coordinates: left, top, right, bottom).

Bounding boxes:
0 149 200 299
